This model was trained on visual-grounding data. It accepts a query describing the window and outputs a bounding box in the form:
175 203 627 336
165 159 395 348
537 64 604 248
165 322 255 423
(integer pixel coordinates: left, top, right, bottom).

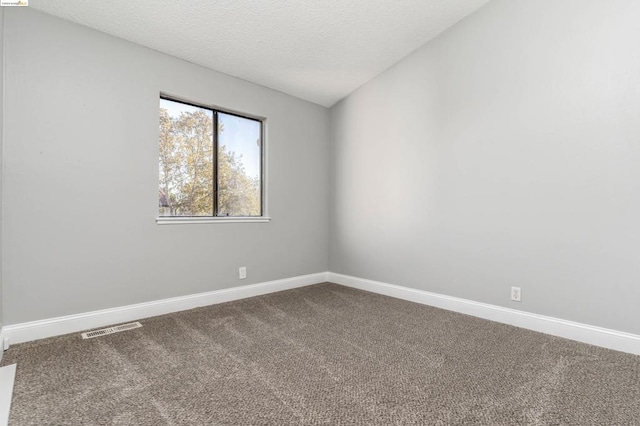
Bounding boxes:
158 96 266 222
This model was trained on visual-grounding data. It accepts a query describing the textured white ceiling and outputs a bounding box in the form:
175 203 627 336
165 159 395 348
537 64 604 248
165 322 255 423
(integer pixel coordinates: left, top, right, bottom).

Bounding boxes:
30 0 489 107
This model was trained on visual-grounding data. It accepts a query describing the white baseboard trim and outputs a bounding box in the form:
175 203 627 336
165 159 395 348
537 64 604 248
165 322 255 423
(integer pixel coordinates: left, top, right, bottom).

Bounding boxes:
6 271 638 356
327 272 640 356
3 272 328 346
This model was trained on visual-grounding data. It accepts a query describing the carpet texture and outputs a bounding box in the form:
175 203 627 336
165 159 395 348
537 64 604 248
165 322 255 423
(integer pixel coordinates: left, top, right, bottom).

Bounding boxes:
2 283 639 425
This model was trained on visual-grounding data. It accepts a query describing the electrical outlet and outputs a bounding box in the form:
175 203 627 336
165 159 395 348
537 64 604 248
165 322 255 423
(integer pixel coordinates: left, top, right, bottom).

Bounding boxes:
511 286 521 302
239 266 247 280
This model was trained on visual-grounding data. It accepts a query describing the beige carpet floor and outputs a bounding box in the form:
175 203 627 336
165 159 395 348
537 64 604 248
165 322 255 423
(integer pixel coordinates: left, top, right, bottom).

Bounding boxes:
2 283 639 425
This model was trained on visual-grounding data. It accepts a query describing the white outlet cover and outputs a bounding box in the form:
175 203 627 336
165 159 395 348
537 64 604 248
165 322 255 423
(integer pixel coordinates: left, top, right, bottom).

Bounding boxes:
511 286 522 302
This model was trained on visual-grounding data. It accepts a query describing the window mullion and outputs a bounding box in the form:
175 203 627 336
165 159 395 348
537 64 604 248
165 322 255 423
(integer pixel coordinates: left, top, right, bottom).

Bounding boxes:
213 110 219 216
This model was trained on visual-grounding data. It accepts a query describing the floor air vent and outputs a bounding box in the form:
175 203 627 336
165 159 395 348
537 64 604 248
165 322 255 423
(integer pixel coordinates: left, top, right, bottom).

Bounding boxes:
81 322 142 339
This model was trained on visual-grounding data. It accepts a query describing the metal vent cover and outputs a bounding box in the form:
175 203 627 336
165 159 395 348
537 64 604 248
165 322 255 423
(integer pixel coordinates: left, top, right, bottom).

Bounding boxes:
81 322 142 339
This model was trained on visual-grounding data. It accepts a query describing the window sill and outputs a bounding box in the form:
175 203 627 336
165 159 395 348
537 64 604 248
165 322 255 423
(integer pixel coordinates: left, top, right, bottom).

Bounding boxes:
156 216 271 225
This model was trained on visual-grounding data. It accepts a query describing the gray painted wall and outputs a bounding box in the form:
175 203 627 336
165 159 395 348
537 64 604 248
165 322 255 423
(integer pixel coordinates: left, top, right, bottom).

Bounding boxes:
3 2 639 337
2 8 329 324
0 8 4 332
330 0 640 334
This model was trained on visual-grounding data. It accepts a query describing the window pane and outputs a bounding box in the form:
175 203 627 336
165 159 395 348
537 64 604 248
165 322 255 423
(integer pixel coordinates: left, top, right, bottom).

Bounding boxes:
159 98 214 216
217 112 262 216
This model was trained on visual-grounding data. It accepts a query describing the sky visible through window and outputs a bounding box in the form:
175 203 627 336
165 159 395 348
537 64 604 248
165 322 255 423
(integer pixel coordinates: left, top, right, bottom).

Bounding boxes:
219 112 261 180
160 99 261 179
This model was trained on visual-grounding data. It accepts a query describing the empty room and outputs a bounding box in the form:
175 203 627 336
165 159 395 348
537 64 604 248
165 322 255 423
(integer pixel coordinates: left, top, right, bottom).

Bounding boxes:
0 0 639 424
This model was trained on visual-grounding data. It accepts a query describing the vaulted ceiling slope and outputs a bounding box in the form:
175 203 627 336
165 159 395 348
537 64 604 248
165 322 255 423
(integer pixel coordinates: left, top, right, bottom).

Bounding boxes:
30 0 489 107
